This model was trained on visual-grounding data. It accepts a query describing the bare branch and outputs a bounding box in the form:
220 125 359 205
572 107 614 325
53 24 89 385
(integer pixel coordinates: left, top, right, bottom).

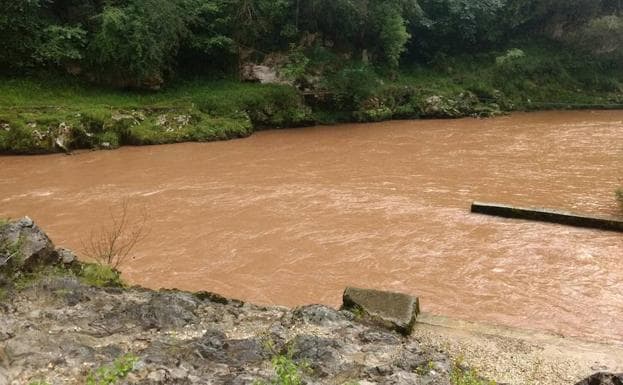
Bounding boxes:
81 198 150 269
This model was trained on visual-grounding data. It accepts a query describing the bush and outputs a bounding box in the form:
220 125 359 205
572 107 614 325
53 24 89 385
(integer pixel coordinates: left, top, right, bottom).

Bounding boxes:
0 124 51 154
495 48 525 66
255 353 310 385
0 233 24 274
197 84 311 128
324 65 381 112
79 263 124 288
82 199 148 269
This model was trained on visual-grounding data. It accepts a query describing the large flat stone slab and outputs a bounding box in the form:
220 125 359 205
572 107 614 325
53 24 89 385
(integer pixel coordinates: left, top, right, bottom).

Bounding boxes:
471 201 623 233
342 287 420 335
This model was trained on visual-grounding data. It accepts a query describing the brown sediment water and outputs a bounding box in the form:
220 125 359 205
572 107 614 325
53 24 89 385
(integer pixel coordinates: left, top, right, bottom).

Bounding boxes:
1 110 622 344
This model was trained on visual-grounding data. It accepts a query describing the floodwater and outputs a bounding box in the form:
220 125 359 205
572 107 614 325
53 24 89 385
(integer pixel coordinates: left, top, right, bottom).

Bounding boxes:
1 110 622 343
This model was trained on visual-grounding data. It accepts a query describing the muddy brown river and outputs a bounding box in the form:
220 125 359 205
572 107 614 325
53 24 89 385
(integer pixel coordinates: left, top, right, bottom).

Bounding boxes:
1 110 622 343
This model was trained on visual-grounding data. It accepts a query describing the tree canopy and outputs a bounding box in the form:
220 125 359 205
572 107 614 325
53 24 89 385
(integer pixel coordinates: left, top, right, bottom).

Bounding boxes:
1 0 621 87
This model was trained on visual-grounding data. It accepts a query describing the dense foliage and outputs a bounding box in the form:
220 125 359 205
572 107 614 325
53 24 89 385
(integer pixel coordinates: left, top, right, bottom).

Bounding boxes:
1 0 622 88
1 0 622 155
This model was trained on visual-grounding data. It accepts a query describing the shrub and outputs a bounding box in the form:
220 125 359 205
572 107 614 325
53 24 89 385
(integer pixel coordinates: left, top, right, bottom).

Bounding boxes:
495 48 525 66
79 263 124 288
324 65 381 112
0 124 50 154
82 199 148 269
0 234 24 274
255 353 309 385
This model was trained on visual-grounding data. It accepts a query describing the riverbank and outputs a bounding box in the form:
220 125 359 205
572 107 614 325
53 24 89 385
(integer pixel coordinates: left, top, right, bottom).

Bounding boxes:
1 218 621 385
2 45 623 155
415 314 623 385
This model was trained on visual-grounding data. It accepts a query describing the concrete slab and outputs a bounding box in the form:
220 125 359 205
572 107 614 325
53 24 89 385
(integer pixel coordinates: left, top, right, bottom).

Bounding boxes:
342 287 420 335
471 201 623 232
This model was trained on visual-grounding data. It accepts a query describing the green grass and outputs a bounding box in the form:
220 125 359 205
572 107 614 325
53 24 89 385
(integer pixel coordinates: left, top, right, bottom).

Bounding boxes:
0 77 310 154
12 265 68 291
78 263 125 287
27 354 138 385
5 262 124 294
86 353 138 385
397 42 623 112
1 41 621 154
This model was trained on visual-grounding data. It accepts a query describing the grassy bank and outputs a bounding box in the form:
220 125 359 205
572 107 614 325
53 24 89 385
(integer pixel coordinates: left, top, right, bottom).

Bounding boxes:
0 78 312 154
2 44 622 154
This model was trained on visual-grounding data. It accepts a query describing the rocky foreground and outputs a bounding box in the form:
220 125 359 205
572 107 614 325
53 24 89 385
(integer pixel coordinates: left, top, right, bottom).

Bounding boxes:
2 280 456 385
1 217 622 385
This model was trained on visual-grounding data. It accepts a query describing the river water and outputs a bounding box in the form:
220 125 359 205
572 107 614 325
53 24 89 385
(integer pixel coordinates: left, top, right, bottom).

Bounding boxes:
1 110 622 343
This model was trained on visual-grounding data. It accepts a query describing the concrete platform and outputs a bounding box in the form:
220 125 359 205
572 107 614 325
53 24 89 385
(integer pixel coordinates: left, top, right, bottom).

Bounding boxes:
471 201 623 232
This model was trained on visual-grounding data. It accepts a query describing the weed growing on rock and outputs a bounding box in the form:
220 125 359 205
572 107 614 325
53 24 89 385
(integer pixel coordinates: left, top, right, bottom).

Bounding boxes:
271 354 305 385
0 234 24 272
349 305 366 320
86 353 138 385
255 351 310 385
616 189 623 209
415 360 436 375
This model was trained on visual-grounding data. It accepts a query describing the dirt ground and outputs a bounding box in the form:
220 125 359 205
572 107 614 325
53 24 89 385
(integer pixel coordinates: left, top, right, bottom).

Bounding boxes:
413 313 623 385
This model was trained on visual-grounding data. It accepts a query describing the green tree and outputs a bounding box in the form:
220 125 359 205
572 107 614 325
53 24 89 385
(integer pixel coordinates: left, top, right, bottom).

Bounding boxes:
0 0 49 70
410 0 506 54
36 25 87 66
88 0 192 88
574 15 623 57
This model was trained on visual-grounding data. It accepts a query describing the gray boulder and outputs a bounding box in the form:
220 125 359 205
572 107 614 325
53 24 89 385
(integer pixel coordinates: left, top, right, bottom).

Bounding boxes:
575 373 623 385
342 287 420 335
0 217 58 269
56 247 76 264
